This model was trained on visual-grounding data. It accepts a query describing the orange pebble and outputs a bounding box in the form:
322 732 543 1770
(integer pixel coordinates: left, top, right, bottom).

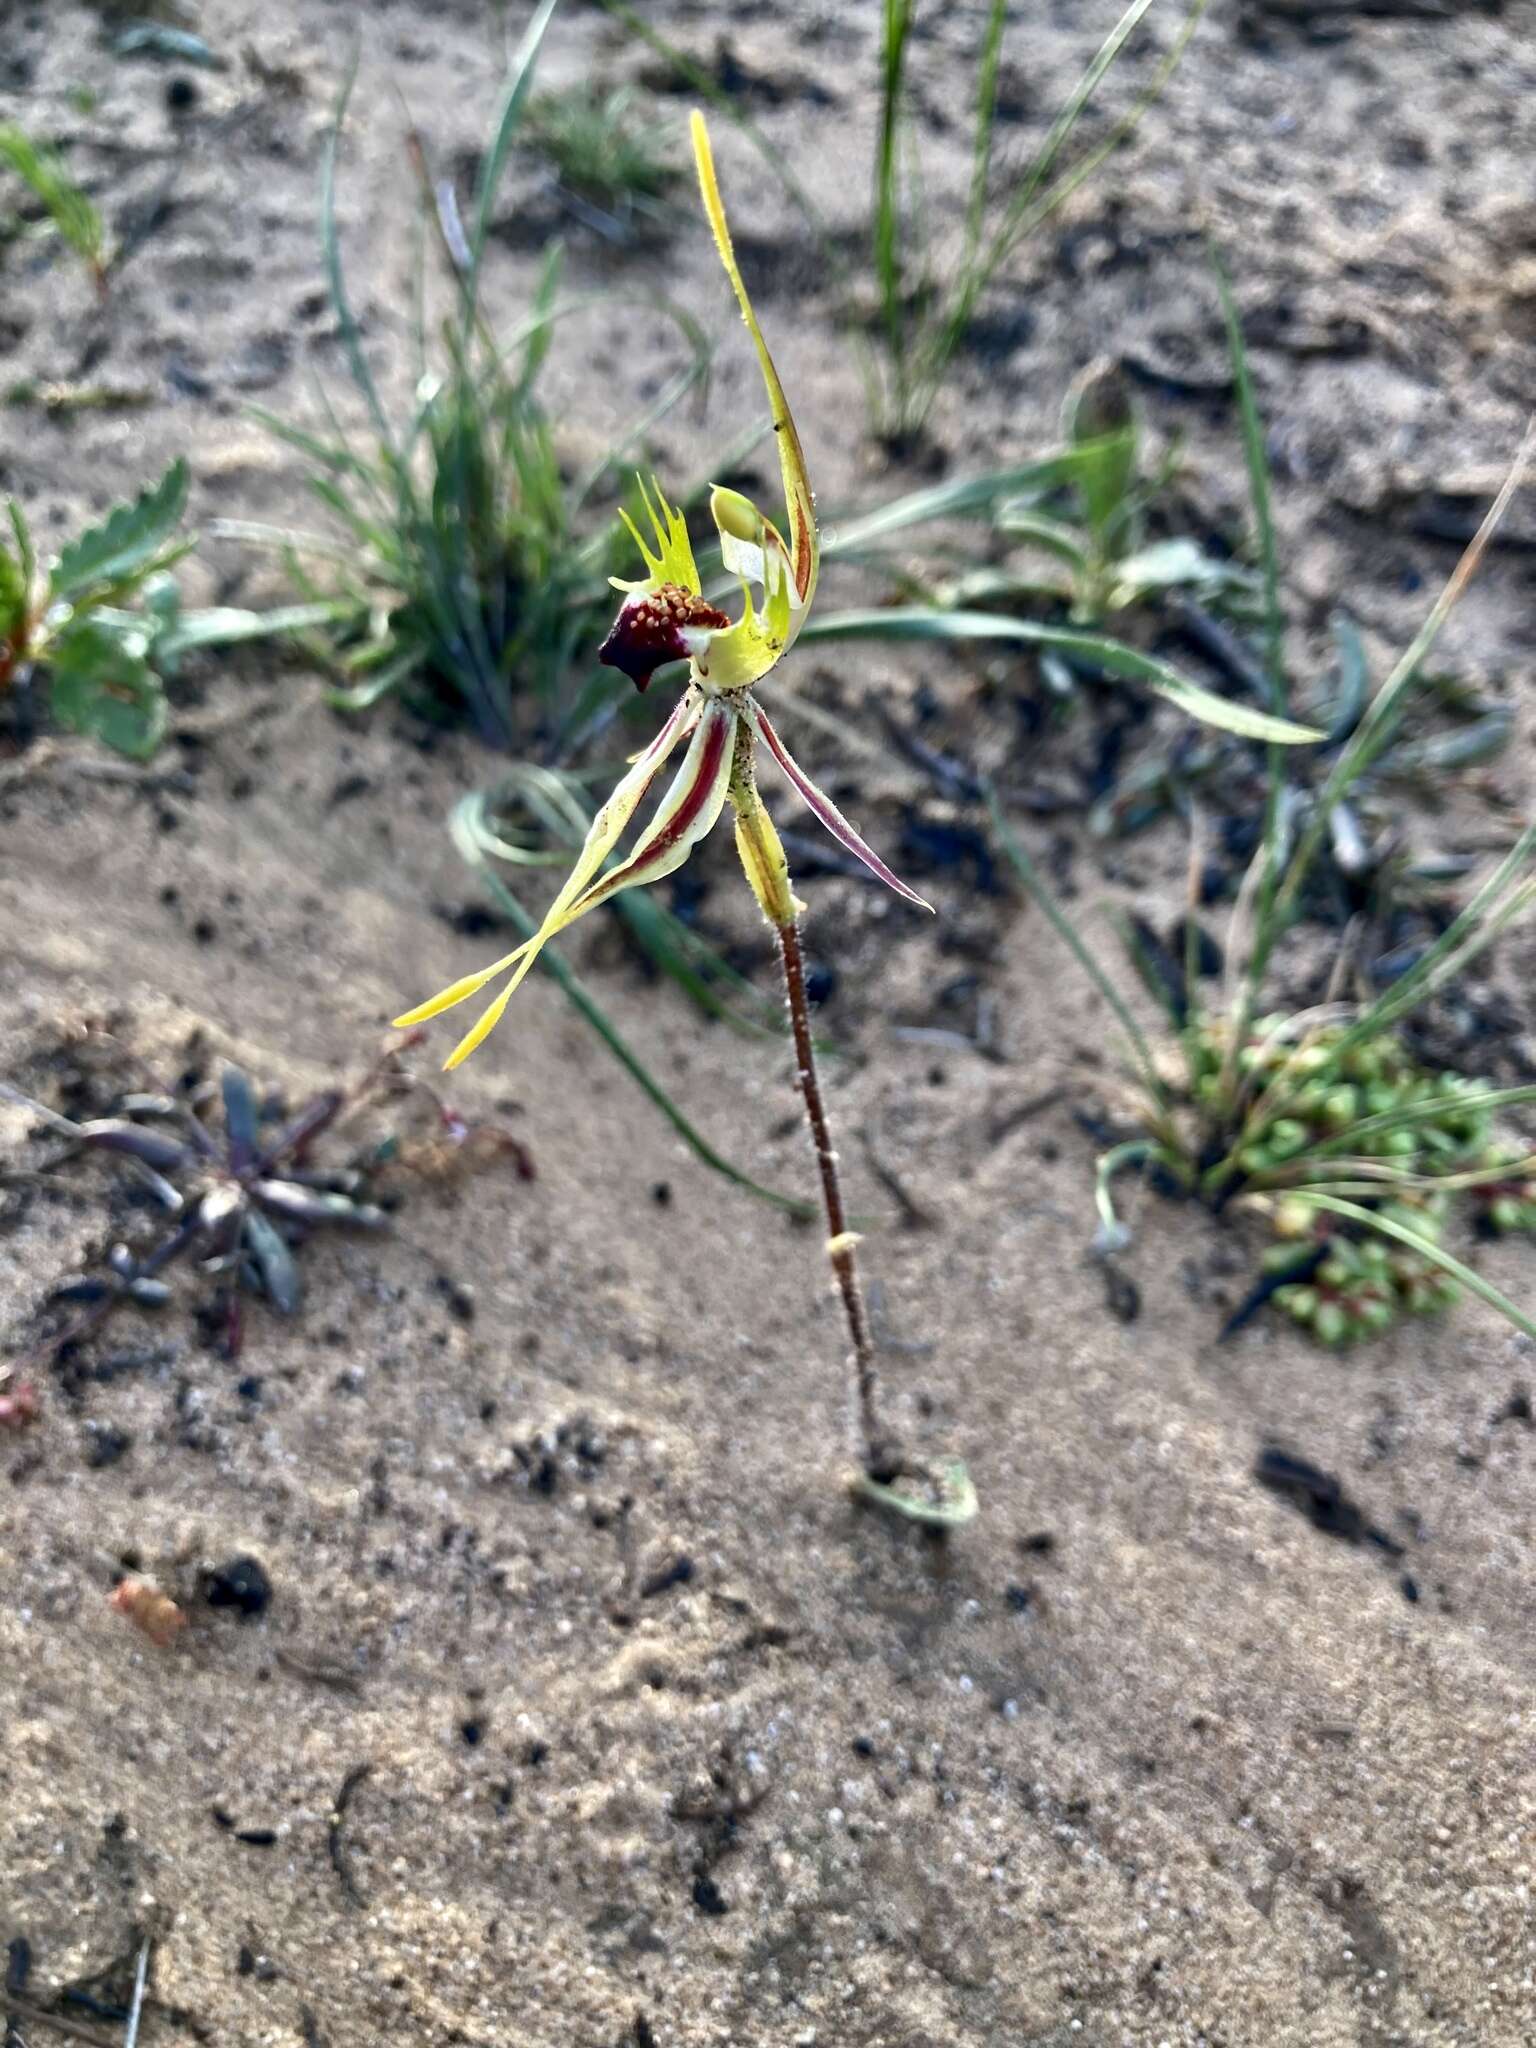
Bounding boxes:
109 1578 187 1649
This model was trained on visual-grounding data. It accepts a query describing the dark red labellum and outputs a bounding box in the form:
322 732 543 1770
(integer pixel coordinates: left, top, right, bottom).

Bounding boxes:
598 583 729 694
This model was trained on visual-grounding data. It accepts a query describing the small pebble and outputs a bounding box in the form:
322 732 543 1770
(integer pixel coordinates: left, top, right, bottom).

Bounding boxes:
202 1555 272 1618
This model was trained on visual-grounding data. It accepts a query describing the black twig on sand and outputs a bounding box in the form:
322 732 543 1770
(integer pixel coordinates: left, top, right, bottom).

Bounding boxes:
328 1764 375 1910
0 1993 118 2047
4 1939 30 2048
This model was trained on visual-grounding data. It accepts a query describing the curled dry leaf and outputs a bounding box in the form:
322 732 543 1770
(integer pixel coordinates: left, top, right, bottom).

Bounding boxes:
110 1577 187 1648
382 1113 535 1188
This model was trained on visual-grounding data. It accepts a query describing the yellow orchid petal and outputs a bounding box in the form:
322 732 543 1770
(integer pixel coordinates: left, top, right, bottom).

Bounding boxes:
540 686 701 928
747 699 934 911
392 945 530 1028
393 689 701 1065
442 704 738 1057
443 978 521 1072
691 112 818 616
556 697 738 921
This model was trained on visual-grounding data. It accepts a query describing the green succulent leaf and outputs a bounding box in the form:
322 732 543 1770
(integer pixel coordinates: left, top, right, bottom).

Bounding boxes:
1300 1192 1536 1343
49 459 190 607
48 619 167 758
243 1206 302 1315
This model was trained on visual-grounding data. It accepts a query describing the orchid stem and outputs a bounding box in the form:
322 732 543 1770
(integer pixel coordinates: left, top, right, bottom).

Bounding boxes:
775 913 900 1482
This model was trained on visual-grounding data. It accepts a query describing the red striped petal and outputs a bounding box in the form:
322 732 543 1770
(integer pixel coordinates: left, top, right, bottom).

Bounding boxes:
568 698 738 917
748 702 933 912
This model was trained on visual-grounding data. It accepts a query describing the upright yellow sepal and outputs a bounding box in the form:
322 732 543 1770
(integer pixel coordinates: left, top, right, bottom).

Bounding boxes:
691 111 818 615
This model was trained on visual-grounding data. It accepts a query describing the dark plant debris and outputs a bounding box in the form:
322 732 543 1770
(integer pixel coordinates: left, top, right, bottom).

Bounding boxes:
3 1027 532 1369
1254 1446 1404 1556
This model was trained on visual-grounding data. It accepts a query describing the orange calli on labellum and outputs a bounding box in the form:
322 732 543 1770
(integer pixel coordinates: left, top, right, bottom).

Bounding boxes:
396 111 931 1071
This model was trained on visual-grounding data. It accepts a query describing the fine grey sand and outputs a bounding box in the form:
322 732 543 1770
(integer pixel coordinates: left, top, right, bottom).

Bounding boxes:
4 4 1536 2043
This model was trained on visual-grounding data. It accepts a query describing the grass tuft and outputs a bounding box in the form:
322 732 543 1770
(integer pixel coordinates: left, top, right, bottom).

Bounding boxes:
523 82 680 235
0 121 109 291
989 410 1536 1349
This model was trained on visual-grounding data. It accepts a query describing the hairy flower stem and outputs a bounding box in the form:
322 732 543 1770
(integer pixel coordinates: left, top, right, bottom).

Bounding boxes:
730 734 905 1482
775 912 901 1483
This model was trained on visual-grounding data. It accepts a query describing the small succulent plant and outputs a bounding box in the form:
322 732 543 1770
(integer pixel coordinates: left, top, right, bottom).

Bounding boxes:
1468 1146 1536 1237
1187 1020 1493 1182
1263 1199 1461 1345
1178 1017 1536 1348
991 373 1536 1358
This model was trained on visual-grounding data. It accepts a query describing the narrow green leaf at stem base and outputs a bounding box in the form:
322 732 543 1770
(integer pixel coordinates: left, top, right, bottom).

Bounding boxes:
850 1459 979 1529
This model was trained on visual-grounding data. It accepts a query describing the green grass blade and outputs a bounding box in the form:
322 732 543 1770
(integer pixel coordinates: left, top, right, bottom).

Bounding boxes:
1331 835 1536 1053
590 0 881 424
1211 248 1282 710
568 291 713 513
821 455 1091 554
0 122 106 279
1245 829 1536 1141
1275 421 1536 929
327 644 420 710
875 0 915 427
592 1 825 245
925 0 1205 415
470 771 783 1035
466 0 561 300
1212 243 1289 1043
155 600 351 659
207 517 361 563
802 608 1322 743
1305 1084 1536 1158
1004 0 1156 219
613 893 785 1038
996 0 1205 262
321 55 394 449
963 0 1008 271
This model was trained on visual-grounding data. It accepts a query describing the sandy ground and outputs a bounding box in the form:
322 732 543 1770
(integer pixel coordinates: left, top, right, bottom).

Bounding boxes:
4 3 1536 2044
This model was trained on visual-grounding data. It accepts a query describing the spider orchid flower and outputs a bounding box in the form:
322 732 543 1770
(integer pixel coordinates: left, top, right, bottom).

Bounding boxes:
397 113 931 1070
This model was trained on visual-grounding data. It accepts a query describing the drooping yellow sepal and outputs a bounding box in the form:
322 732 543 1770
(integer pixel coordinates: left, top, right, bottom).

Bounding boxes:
392 688 703 1066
